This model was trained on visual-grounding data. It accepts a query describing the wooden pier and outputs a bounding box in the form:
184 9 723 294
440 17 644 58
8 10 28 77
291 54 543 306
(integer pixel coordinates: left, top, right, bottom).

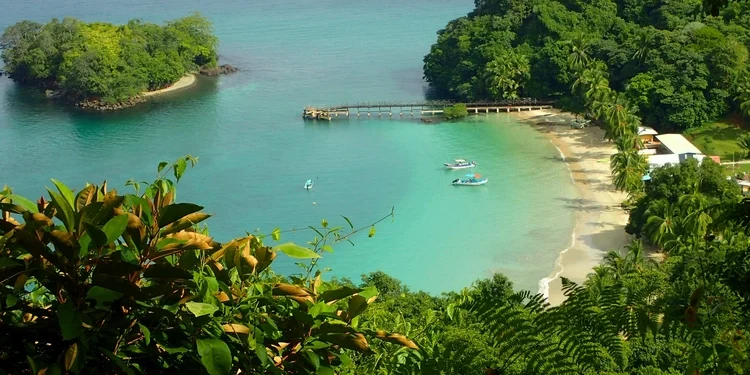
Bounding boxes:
303 100 555 121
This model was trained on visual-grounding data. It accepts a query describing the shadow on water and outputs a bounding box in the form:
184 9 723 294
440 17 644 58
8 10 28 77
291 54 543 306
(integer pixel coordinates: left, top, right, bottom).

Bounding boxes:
1 75 220 125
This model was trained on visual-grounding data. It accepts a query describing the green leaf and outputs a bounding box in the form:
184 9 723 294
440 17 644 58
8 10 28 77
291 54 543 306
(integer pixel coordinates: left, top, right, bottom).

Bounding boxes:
305 351 321 370
0 202 28 214
74 185 96 212
319 287 362 303
158 203 203 228
57 301 83 340
157 161 169 174
271 228 281 241
100 348 135 375
174 158 187 182
185 302 219 317
317 366 335 375
6 294 18 307
47 188 76 232
368 226 376 238
321 245 334 253
83 222 107 248
138 323 151 345
347 295 368 319
342 215 354 229
51 179 75 209
197 339 232 375
102 214 128 244
144 264 194 280
274 243 321 259
5 194 38 213
321 218 328 228
86 286 123 305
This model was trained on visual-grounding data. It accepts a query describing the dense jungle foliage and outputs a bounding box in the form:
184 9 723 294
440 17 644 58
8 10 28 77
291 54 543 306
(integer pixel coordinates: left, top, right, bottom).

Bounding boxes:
423 0 750 130
0 14 217 104
1 156 749 375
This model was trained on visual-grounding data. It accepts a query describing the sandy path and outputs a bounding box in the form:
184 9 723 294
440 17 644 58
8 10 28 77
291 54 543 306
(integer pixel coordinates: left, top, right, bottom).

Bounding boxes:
512 110 633 305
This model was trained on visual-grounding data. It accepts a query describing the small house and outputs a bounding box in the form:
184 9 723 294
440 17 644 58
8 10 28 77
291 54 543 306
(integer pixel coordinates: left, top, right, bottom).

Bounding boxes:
638 126 659 147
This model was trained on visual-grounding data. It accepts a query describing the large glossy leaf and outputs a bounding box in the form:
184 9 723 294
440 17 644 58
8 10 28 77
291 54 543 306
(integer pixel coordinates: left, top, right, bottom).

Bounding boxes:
273 243 320 259
347 295 368 320
64 343 78 371
47 188 75 232
319 287 362 303
185 302 219 317
83 222 107 248
102 214 128 244
86 286 124 309
0 258 22 270
197 339 232 375
92 275 146 300
174 158 187 182
162 212 211 234
158 203 203 228
143 264 193 280
4 194 39 213
51 179 75 209
0 202 30 214
57 301 83 340
124 195 153 227
74 185 96 212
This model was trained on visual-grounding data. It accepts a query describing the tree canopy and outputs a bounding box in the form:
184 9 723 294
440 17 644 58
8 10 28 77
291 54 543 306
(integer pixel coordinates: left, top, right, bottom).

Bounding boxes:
0 14 218 104
423 0 750 130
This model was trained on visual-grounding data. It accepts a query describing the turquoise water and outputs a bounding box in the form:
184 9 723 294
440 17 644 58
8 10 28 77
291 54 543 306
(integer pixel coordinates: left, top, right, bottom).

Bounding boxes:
0 0 578 293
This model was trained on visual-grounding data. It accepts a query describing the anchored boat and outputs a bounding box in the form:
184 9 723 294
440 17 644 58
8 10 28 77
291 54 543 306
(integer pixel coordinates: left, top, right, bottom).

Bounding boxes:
304 179 314 189
452 173 488 186
444 159 477 170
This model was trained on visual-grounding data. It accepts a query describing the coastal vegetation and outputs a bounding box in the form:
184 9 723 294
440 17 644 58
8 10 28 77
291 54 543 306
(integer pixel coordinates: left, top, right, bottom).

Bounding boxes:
0 14 218 108
423 0 750 131
2 157 749 374
442 103 468 120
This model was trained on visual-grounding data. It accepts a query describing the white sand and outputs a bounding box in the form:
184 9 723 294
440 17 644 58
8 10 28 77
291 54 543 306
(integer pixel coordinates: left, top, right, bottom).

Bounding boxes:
142 74 197 97
513 109 633 305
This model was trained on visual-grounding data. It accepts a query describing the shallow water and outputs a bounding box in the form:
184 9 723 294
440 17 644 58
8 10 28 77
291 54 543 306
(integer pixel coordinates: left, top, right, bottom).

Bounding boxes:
0 0 578 293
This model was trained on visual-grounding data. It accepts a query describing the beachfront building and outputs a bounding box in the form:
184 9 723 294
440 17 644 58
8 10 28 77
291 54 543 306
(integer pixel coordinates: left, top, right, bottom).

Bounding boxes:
638 126 659 145
654 134 703 156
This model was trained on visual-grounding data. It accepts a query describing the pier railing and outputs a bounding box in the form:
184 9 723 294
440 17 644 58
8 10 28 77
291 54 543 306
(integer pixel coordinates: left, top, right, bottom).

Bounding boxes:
303 99 556 120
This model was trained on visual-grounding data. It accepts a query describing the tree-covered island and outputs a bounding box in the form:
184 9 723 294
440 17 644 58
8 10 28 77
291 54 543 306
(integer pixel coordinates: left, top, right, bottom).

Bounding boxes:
0 14 227 110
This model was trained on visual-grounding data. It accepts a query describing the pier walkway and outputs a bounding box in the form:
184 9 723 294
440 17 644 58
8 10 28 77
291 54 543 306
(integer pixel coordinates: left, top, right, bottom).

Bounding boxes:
303 100 555 120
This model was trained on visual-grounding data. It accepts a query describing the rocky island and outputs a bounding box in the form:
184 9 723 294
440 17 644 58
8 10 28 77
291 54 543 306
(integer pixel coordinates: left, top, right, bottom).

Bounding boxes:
0 14 236 110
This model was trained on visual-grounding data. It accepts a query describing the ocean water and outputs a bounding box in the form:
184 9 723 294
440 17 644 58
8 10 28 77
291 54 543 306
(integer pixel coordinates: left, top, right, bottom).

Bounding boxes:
0 0 578 293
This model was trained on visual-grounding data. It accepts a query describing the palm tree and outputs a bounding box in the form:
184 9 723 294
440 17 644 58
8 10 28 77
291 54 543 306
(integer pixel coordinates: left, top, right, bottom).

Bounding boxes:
602 93 637 141
584 266 615 299
610 150 647 194
738 133 750 158
566 33 591 72
678 194 713 238
643 200 680 247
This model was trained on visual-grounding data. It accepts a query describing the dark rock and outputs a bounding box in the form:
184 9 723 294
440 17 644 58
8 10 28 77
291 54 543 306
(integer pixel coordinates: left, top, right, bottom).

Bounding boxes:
75 96 145 111
199 64 238 76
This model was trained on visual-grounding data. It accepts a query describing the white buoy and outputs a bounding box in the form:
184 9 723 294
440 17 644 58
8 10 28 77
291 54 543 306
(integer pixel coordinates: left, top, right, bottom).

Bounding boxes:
312 202 317 205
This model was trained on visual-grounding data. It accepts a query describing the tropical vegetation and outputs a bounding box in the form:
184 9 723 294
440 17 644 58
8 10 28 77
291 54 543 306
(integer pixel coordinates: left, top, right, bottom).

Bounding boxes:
2 155 749 374
423 0 750 131
0 14 217 105
442 103 468 120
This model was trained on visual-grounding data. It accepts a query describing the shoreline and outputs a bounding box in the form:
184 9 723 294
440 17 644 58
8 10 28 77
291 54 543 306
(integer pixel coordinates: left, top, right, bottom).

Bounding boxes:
142 74 198 97
512 109 632 305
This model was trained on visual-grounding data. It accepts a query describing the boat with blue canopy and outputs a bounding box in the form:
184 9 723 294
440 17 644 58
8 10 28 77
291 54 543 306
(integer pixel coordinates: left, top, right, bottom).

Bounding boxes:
444 159 477 170
452 173 488 186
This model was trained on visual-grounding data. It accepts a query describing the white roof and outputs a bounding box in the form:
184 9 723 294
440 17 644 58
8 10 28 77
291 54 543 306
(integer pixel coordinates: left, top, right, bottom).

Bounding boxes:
638 126 658 136
638 148 658 155
647 154 681 168
655 134 703 155
738 180 750 187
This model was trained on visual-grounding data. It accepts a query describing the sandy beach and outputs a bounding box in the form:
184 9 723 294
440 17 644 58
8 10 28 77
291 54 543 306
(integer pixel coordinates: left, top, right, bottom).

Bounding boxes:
142 74 197 97
513 109 633 305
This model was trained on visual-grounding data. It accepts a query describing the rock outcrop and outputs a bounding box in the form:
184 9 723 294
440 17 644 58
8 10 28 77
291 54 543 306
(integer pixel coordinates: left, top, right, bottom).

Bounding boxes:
199 64 238 76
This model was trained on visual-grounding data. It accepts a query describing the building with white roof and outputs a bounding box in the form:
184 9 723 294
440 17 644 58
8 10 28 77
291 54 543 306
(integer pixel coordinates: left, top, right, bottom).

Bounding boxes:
638 126 659 144
655 134 703 155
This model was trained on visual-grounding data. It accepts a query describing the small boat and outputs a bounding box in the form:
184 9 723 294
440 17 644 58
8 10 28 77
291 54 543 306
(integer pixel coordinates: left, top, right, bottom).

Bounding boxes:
304 179 314 189
444 159 477 170
452 173 488 186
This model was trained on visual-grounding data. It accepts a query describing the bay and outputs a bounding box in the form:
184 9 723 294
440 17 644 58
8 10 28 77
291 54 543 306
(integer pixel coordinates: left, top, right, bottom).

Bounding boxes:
0 0 578 293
